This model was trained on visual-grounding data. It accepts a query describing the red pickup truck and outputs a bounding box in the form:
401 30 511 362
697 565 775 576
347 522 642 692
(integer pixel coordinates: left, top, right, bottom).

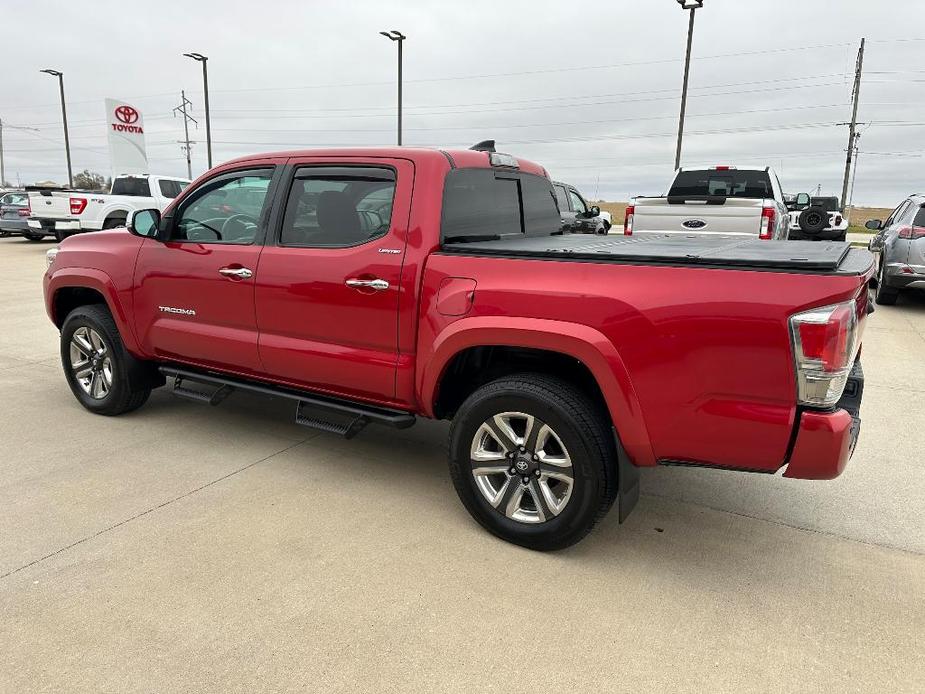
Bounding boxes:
43 146 871 550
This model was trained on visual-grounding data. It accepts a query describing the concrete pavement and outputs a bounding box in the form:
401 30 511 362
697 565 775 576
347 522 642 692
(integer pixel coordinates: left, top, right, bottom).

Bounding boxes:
1 237 923 693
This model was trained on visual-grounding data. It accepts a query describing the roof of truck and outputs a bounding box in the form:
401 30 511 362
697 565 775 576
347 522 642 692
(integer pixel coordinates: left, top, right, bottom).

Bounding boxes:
222 147 549 177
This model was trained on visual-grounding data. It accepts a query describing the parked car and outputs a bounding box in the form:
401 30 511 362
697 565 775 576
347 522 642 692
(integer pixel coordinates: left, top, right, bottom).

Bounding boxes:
25 174 189 241
625 166 790 239
44 146 870 550
787 194 849 242
552 181 609 234
0 191 29 237
866 194 925 305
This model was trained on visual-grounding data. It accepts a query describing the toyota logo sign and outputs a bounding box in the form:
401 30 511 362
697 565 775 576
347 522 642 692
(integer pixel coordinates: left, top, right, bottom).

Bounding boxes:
114 105 139 124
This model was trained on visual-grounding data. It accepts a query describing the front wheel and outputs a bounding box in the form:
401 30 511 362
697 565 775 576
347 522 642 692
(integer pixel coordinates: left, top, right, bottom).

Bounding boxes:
60 305 153 415
448 374 617 550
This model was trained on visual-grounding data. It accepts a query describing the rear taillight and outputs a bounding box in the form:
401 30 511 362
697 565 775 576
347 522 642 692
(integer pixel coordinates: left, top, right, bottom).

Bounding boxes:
790 301 861 407
759 206 775 240
834 215 843 226
898 225 925 240
69 197 87 215
18 208 30 217
623 205 634 236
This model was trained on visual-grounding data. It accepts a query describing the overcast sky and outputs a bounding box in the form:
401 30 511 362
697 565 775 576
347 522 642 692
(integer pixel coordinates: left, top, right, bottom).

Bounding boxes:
3 0 923 205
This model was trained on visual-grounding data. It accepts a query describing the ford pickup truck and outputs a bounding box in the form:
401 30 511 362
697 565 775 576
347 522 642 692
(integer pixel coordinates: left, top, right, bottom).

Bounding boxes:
626 165 790 240
26 173 189 242
43 146 871 550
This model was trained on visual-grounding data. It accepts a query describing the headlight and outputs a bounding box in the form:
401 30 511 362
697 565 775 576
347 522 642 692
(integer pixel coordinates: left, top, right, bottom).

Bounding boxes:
46 248 59 269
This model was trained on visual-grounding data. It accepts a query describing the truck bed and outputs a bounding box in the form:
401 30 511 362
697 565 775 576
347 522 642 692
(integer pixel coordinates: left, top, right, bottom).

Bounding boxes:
442 234 871 275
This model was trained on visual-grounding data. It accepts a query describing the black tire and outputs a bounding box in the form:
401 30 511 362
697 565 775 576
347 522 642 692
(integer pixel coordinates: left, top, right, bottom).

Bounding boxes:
798 206 829 235
448 373 617 551
24 232 45 242
54 228 70 242
102 216 126 230
875 260 899 305
0 231 11 238
60 305 153 415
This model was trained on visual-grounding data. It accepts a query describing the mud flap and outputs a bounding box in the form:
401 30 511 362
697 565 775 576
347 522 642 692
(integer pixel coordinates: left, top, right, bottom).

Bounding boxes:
614 430 640 523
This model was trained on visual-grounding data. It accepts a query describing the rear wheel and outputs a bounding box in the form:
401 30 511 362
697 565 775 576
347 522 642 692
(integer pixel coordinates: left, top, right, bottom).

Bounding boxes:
60 305 153 415
102 216 126 230
24 232 45 242
875 260 899 305
448 374 617 550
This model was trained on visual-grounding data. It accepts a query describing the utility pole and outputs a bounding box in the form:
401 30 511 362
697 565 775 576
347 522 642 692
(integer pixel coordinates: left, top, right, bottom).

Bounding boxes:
173 90 197 179
674 1 703 170
840 37 865 213
846 133 861 219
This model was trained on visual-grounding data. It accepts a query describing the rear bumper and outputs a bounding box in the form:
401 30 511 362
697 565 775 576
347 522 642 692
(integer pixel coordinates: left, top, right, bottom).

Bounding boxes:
784 361 863 480
788 228 847 241
884 263 925 290
27 217 82 233
0 218 29 234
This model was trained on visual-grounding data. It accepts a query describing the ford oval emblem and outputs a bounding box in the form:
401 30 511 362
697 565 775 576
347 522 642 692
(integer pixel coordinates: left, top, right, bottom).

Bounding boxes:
682 219 707 229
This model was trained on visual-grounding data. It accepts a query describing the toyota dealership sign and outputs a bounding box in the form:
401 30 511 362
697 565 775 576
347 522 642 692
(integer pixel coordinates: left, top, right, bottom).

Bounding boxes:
105 98 148 174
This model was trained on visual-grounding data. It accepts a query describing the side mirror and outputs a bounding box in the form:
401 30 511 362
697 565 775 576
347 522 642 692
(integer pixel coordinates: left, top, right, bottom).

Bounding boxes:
587 205 601 218
795 192 810 207
865 219 882 230
128 208 161 239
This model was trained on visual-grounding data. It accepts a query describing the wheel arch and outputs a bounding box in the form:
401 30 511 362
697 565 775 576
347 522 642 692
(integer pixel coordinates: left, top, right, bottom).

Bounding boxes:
419 316 656 467
47 268 141 354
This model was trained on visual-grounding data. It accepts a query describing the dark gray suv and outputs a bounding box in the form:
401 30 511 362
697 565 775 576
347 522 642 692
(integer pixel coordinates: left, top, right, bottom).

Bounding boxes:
867 194 925 305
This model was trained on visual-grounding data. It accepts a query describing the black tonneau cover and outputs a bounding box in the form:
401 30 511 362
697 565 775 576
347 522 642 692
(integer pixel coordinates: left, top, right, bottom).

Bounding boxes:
442 234 869 274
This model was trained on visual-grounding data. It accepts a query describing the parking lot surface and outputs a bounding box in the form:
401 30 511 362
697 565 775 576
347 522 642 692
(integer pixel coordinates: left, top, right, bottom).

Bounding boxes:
1 237 923 693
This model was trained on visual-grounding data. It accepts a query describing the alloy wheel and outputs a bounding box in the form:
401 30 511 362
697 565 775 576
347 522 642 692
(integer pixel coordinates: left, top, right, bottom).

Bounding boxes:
469 411 574 523
69 326 113 400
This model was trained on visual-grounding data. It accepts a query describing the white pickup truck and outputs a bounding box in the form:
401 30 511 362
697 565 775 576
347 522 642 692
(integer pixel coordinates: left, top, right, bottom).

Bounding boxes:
25 174 189 242
624 166 790 240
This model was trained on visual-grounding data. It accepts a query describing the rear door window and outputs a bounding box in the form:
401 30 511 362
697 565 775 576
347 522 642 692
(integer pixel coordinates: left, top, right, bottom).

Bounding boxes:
279 166 396 247
554 185 569 212
913 206 925 227
669 170 772 198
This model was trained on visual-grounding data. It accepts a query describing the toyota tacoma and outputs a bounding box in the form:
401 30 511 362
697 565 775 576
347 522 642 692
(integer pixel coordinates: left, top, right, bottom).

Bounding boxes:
43 146 871 550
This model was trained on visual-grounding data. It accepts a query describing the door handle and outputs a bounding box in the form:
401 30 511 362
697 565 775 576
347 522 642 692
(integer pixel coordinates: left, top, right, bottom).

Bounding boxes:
219 267 253 279
345 278 389 291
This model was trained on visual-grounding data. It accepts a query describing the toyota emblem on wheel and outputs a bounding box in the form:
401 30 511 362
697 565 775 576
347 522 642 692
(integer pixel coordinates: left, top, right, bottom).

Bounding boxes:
114 105 139 124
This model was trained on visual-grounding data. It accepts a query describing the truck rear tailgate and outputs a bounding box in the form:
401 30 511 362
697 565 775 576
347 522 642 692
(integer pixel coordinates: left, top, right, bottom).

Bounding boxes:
27 190 73 220
632 196 766 235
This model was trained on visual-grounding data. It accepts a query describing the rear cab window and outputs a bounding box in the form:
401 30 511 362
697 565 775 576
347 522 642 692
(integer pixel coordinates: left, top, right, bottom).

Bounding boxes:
441 168 560 241
669 169 773 199
111 177 152 197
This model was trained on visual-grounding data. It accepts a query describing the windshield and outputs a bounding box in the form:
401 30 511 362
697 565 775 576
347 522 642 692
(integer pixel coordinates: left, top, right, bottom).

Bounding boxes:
111 177 151 197
669 170 772 199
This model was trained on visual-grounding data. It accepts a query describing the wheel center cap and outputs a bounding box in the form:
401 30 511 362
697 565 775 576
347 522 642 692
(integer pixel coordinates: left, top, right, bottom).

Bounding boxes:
513 454 536 475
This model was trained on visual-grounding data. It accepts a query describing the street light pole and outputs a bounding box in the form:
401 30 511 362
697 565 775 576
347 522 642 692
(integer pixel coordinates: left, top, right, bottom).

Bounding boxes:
183 52 212 168
674 0 703 171
40 69 72 187
379 30 406 146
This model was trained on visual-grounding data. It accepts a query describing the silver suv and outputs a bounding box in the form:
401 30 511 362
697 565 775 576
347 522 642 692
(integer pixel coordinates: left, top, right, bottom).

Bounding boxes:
867 194 925 305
